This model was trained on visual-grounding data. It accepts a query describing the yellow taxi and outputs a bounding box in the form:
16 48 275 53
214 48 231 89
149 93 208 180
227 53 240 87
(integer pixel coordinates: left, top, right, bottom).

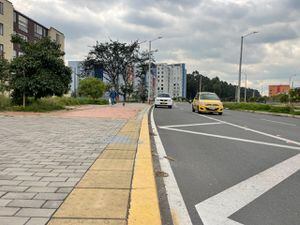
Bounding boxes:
192 92 224 115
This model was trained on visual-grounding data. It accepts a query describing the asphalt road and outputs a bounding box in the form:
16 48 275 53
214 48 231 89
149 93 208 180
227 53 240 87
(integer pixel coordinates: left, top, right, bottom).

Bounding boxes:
153 102 300 225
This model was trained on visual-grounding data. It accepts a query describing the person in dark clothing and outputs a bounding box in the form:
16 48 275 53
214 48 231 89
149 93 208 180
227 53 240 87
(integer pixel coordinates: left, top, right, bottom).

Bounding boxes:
109 89 117 105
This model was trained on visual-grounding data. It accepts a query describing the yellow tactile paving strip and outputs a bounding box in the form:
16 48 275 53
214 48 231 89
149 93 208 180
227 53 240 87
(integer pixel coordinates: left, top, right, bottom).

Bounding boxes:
48 110 161 225
127 115 162 225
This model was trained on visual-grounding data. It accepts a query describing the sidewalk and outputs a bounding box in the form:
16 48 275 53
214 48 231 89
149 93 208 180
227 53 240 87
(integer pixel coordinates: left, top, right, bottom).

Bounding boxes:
0 103 161 225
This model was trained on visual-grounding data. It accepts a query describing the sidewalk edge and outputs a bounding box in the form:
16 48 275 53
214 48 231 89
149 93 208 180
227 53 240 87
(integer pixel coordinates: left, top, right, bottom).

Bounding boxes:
127 110 162 225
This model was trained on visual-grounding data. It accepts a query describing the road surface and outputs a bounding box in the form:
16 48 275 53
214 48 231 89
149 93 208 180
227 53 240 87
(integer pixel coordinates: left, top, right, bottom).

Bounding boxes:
153 102 300 225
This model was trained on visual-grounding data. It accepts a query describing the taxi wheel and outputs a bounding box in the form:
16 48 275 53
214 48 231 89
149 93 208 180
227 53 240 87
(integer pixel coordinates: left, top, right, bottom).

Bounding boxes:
192 105 195 112
218 112 223 115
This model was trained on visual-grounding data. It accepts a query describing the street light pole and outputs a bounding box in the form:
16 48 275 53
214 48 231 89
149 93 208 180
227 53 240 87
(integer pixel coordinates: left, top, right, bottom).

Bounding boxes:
147 36 162 103
289 74 296 104
244 73 247 102
148 41 152 103
237 36 244 103
236 31 258 103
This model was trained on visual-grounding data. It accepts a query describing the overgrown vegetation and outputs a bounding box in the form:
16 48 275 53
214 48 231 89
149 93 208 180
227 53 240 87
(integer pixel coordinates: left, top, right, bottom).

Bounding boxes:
224 102 300 115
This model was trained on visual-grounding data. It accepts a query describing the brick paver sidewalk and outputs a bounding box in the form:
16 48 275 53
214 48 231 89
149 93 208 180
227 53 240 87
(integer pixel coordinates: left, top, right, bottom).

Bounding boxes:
0 103 147 225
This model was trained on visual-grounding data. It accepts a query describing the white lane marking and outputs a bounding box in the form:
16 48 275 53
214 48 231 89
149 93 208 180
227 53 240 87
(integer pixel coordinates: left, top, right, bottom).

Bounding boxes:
198 114 300 146
159 122 223 129
260 118 297 127
151 109 193 225
160 127 300 151
196 153 300 225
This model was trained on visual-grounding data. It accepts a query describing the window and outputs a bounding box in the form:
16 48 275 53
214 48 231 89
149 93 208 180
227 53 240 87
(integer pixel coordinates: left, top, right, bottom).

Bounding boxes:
0 44 3 58
13 50 17 58
18 33 28 41
0 2 3 15
13 12 16 22
34 24 44 38
18 15 28 33
0 23 3 36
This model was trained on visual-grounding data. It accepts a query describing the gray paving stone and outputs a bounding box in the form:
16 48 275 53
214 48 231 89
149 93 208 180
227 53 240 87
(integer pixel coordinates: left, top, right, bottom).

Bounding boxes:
8 200 45 208
0 180 22 186
26 187 58 193
0 199 11 207
2 193 36 200
16 208 55 217
14 176 42 181
25 217 49 225
0 175 16 180
0 186 29 192
42 200 63 209
48 181 78 187
0 207 20 216
40 177 67 182
34 173 59 177
0 192 6 197
0 216 29 225
56 187 72 193
34 193 68 201
20 181 50 187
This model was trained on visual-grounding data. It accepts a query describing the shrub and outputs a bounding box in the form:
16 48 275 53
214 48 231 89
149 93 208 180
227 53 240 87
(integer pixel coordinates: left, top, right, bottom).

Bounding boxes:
0 94 11 111
78 78 106 99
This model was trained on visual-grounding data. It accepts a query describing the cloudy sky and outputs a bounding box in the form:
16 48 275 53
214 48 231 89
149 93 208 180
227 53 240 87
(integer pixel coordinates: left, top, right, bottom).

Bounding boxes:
11 0 300 93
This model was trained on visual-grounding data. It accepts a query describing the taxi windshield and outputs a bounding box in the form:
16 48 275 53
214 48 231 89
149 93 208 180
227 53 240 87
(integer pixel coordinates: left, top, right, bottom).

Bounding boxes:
200 93 220 100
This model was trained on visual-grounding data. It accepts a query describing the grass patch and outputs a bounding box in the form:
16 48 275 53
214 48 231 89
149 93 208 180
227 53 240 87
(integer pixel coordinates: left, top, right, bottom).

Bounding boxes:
223 102 299 115
0 96 108 112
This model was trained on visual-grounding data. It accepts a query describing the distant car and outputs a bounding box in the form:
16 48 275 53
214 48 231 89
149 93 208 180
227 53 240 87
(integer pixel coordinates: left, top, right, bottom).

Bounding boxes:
155 93 173 108
192 92 223 115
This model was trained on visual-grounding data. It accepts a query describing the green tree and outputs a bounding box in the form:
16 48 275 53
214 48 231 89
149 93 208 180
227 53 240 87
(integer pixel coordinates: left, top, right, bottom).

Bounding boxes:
0 58 10 94
186 71 260 101
9 35 71 105
279 94 289 103
83 40 140 101
78 77 105 99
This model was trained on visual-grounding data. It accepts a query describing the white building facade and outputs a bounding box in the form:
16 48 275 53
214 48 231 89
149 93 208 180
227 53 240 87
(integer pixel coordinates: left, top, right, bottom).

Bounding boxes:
155 63 187 98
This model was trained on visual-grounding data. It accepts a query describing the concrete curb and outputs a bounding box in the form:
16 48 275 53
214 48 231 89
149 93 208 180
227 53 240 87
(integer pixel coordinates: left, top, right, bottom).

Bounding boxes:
127 112 162 225
228 109 300 119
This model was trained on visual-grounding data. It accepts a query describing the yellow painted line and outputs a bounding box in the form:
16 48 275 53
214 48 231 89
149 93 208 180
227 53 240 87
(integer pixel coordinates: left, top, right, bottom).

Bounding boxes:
128 114 162 225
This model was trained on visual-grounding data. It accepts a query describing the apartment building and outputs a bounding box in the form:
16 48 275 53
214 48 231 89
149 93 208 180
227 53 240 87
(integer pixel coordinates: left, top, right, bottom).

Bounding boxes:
268 85 290 97
155 63 187 98
0 0 64 60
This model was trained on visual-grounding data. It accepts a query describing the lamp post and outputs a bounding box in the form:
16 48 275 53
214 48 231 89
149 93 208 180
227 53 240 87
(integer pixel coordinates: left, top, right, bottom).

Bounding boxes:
289 74 297 104
236 31 258 102
148 36 162 103
244 73 247 102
